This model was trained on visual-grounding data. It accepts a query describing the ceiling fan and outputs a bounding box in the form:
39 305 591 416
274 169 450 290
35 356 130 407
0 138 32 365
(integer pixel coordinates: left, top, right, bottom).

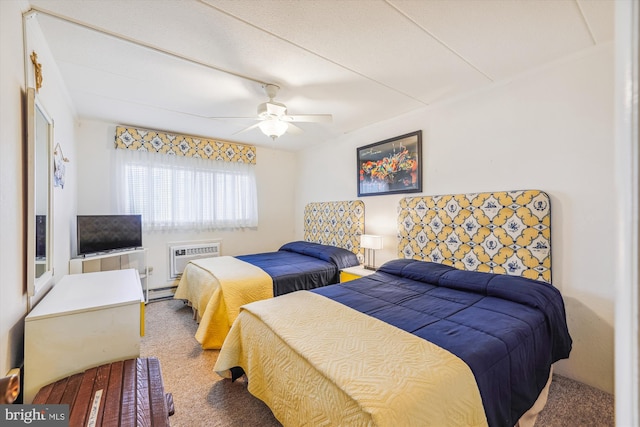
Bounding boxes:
213 84 332 140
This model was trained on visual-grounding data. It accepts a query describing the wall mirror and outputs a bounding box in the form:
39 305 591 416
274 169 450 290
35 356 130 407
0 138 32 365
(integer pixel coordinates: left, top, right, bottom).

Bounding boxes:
27 87 54 299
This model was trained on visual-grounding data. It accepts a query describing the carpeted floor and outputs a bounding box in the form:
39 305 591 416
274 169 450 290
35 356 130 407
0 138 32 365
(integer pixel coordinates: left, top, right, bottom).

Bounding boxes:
141 298 614 427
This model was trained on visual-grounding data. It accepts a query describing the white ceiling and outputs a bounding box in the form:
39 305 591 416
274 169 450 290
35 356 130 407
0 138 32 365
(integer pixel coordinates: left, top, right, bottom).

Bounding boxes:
28 0 614 151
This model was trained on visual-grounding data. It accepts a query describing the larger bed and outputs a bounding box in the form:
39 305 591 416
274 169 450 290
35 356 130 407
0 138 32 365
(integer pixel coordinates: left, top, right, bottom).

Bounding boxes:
174 200 364 349
213 190 573 426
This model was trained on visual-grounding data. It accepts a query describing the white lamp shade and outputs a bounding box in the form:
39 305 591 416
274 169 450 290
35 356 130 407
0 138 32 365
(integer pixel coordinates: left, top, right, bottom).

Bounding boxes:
360 234 383 250
258 119 288 139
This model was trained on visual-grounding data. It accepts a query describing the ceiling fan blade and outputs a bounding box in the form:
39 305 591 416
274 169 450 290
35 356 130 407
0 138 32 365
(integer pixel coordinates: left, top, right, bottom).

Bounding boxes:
208 116 258 120
286 122 304 134
207 83 331 139
233 122 263 135
283 114 332 123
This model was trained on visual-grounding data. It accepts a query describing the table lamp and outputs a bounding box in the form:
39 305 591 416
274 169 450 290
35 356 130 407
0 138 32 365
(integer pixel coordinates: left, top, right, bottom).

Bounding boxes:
360 234 383 270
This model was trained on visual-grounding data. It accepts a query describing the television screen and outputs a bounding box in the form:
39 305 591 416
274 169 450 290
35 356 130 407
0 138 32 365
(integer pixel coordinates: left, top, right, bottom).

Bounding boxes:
36 215 46 258
77 215 142 256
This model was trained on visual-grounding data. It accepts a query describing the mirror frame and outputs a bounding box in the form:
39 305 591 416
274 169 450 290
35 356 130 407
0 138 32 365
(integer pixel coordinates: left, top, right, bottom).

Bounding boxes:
26 87 54 299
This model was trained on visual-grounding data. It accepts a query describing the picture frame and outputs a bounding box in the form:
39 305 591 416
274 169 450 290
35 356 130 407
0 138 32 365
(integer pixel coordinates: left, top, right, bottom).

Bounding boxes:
357 130 422 197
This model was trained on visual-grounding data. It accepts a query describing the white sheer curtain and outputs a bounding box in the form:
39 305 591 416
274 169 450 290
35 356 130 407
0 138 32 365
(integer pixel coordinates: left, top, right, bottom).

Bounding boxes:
114 148 258 231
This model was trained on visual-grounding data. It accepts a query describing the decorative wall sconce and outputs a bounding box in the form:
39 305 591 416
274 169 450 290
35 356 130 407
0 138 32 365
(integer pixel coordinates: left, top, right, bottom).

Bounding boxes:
30 51 43 92
360 234 383 270
53 143 70 189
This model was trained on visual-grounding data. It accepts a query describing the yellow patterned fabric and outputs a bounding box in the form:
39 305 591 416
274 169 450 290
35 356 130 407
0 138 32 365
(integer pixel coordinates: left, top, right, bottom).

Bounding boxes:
114 126 256 164
303 200 365 257
215 291 488 427
398 190 551 283
174 256 272 349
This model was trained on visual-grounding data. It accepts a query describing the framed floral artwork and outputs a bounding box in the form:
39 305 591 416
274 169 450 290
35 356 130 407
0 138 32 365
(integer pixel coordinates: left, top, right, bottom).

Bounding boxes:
357 130 422 197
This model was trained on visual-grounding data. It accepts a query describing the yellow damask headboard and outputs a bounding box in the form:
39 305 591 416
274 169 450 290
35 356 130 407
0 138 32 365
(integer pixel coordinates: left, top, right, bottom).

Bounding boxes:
398 190 551 283
304 201 365 256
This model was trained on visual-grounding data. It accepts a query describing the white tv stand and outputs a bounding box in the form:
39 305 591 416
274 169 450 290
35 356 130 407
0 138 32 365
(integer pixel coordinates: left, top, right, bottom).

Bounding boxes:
70 247 149 302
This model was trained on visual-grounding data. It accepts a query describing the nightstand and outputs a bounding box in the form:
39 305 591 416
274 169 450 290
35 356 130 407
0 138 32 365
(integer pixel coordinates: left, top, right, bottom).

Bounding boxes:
340 265 377 282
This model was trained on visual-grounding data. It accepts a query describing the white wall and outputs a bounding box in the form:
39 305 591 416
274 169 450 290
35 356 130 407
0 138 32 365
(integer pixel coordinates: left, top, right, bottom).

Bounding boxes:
24 12 78 294
75 119 298 290
0 0 77 378
296 44 615 393
0 0 29 377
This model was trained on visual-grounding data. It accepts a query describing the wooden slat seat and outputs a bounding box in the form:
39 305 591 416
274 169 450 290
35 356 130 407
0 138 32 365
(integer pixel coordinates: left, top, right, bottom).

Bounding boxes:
33 357 173 426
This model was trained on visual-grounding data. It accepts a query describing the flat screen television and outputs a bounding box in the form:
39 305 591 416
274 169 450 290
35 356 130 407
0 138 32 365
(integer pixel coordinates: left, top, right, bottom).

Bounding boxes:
36 215 46 258
77 214 142 256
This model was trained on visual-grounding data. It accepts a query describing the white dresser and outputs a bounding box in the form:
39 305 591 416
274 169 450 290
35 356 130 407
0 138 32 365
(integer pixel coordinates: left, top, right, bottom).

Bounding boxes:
24 269 144 403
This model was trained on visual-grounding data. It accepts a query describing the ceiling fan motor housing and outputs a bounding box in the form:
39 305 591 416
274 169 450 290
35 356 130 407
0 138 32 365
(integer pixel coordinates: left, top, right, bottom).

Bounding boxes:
257 101 287 119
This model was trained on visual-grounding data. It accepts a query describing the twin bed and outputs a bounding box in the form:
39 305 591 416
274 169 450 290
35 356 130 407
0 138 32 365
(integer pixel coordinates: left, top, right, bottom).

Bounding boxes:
212 190 572 426
174 201 364 349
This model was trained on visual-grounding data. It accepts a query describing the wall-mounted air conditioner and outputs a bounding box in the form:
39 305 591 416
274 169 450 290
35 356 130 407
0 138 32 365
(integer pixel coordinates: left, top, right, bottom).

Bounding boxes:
169 241 220 279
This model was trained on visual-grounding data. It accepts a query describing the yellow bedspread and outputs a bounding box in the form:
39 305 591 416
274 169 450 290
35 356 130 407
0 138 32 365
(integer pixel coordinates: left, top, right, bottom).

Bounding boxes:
215 291 488 426
174 256 273 349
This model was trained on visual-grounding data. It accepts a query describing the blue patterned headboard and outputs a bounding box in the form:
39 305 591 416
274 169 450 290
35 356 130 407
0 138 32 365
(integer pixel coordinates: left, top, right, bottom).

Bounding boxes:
398 190 551 283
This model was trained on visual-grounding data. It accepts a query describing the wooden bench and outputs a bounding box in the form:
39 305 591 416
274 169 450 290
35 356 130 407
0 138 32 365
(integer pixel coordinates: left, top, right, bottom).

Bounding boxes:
33 357 174 426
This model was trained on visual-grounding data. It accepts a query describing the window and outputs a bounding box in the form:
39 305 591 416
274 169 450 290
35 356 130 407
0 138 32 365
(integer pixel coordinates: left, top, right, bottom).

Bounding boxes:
115 149 258 231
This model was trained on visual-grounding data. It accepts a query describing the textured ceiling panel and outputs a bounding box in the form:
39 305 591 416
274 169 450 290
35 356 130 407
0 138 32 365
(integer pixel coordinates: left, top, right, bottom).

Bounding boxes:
204 0 491 104
27 0 615 150
391 0 597 80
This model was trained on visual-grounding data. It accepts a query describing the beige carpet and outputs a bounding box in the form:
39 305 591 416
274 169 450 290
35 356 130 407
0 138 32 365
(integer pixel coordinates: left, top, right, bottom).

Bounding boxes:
141 298 614 427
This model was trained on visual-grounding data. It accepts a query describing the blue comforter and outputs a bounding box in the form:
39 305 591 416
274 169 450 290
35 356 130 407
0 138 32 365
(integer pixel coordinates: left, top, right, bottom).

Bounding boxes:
237 241 359 296
313 259 572 427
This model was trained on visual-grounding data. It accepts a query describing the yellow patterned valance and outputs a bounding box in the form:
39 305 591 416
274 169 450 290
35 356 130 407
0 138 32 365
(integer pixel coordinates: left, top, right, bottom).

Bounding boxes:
398 190 551 283
115 126 256 164
304 201 365 256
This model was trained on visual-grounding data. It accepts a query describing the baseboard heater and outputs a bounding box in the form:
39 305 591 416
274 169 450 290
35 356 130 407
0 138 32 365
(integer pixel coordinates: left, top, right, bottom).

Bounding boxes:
147 286 178 302
169 241 220 280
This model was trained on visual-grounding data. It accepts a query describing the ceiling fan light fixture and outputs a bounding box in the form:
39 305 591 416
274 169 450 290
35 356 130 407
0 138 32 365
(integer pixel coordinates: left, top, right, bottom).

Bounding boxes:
258 119 288 140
